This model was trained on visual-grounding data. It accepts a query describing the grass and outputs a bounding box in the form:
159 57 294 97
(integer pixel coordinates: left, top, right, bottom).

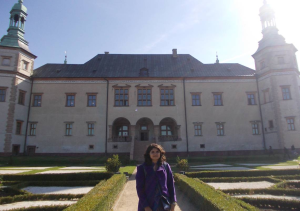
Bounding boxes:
118 166 136 176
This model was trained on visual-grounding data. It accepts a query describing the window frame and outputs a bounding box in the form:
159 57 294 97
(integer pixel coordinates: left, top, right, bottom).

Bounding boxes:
29 122 37 136
191 92 201 106
113 85 131 107
280 86 292 100
1 57 11 66
269 120 274 129
246 92 257 105
213 92 223 106
117 125 129 137
215 122 225 136
65 93 76 107
136 85 153 106
262 88 270 104
16 120 23 135
0 87 8 102
286 117 296 131
22 60 29 70
159 85 176 106
251 121 260 135
18 90 26 105
32 93 42 107
87 93 97 107
87 122 95 136
193 122 203 136
65 123 73 136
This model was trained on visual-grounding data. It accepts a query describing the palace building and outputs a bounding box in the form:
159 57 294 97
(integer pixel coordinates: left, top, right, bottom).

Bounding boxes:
0 0 299 160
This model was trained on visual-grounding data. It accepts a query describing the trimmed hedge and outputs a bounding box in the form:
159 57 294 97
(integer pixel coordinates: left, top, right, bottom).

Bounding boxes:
199 176 281 183
2 172 112 182
223 188 300 196
64 174 126 211
186 169 300 178
239 198 300 210
174 174 258 211
8 205 69 211
10 180 101 188
275 181 300 189
274 174 300 180
0 192 85 205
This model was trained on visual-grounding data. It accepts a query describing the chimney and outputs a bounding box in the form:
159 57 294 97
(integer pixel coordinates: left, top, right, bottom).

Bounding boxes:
172 49 177 58
105 52 109 54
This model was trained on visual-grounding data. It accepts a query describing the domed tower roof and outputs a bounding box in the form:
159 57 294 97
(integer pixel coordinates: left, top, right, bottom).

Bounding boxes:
11 0 27 14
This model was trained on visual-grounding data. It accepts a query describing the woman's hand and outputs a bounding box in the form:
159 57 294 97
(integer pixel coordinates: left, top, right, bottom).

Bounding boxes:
144 206 152 211
170 203 176 211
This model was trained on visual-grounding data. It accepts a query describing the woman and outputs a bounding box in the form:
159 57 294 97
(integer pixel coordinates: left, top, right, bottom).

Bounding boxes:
136 143 177 211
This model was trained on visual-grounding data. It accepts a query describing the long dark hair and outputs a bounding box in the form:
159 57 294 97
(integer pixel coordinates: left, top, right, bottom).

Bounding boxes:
144 143 166 165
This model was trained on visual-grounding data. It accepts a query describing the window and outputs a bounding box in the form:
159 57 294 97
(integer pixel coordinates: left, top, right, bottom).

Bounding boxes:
139 68 149 77
89 145 94 149
115 89 129 106
138 89 152 106
113 144 118 149
117 125 129 137
260 61 266 70
29 123 37 136
200 144 205 149
278 57 285 64
2 58 11 66
32 95 42 107
0 88 7 102
172 144 177 149
16 121 23 135
23 61 29 70
88 123 94 136
286 117 295 131
252 123 259 135
161 125 172 136
216 123 225 136
193 123 203 136
191 93 201 106
65 123 72 136
213 93 223 106
160 89 174 106
263 89 270 104
87 94 96 107
66 94 75 107
281 86 291 100
269 120 274 128
18 90 26 105
247 93 256 105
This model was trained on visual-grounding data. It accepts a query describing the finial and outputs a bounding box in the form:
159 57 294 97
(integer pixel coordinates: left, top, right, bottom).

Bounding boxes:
19 0 24 4
64 51 67 64
216 52 219 64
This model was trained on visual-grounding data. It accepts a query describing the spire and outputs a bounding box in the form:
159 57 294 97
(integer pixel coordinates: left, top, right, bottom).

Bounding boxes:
216 52 219 64
0 0 30 51
64 51 67 64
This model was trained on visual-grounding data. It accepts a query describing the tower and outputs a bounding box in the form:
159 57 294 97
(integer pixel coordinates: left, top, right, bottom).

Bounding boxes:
252 1 300 150
0 0 37 155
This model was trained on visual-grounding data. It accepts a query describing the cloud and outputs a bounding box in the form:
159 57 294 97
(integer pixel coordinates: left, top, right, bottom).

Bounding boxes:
220 51 252 63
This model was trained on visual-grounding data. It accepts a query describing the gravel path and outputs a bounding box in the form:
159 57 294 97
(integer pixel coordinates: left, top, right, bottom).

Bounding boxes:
0 200 77 210
60 166 105 170
0 167 52 169
207 181 274 190
190 164 231 167
22 186 94 194
191 167 252 171
36 170 102 174
237 163 274 166
0 170 30 174
262 165 299 169
233 194 300 201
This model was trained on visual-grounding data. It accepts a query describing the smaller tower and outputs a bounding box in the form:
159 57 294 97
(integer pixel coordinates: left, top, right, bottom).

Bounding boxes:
64 51 67 64
0 0 30 51
215 52 219 64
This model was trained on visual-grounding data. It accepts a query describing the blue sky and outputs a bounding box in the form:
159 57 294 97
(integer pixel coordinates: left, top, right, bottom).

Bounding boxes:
0 0 299 69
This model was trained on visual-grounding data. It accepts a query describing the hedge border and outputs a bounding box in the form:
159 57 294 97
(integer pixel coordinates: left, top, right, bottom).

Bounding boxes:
2 172 113 182
174 173 258 211
185 169 300 178
223 188 300 196
64 174 126 211
239 198 300 210
7 205 69 211
199 176 281 183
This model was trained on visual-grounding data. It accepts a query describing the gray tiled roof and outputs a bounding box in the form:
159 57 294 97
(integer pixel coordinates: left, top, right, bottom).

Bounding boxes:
33 54 255 78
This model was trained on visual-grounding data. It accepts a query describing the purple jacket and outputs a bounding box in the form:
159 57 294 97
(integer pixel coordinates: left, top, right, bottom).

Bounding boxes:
136 162 176 211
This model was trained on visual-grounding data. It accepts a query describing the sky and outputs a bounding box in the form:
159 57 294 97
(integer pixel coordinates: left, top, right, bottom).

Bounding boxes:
0 0 299 70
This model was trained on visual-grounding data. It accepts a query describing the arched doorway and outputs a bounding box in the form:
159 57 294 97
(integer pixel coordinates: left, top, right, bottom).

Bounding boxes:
159 117 179 141
112 117 132 142
135 118 154 141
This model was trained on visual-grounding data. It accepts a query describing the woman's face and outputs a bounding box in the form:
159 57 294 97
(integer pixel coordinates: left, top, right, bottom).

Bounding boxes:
149 148 161 162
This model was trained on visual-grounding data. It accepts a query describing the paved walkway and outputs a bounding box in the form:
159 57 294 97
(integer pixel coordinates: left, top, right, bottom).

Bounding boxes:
233 194 300 201
207 181 274 190
113 168 198 211
0 201 77 210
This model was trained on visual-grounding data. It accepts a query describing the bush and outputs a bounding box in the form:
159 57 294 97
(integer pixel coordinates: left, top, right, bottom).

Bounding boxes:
8 205 69 211
239 198 300 210
186 169 300 178
2 172 112 182
64 174 126 211
176 156 189 171
105 154 122 172
174 173 258 211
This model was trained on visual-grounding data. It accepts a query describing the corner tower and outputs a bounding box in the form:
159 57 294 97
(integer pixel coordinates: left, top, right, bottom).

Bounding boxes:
0 0 37 155
253 1 300 150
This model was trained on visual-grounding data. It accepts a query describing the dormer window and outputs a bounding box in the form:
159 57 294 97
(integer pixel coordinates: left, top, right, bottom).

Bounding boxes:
139 68 149 77
23 61 29 70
